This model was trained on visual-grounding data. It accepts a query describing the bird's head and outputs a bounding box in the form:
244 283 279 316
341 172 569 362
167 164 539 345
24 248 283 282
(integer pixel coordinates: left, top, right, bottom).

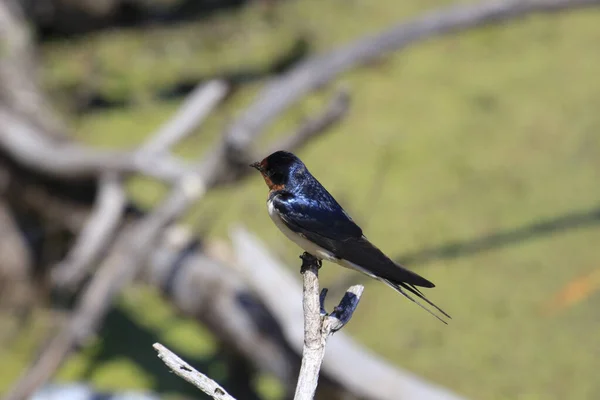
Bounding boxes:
250 150 303 191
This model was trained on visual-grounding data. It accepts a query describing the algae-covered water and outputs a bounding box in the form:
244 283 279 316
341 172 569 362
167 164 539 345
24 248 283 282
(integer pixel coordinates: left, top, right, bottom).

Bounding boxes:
2 1 600 399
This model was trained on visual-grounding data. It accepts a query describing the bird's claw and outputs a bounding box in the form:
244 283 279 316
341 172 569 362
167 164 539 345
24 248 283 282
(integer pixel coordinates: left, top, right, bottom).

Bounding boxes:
300 252 321 272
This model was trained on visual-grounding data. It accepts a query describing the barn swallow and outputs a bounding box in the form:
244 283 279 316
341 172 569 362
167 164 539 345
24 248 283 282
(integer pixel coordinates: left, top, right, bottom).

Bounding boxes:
251 150 450 323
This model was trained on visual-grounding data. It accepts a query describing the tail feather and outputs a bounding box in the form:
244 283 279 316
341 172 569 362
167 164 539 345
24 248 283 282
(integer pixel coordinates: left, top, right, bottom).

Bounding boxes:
399 282 452 319
338 258 450 323
381 278 451 324
336 237 436 288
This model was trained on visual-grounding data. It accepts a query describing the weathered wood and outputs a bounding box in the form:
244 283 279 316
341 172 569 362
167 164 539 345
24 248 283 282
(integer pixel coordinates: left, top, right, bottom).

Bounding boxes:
231 227 467 400
52 174 126 290
154 343 237 400
294 253 324 400
294 252 366 400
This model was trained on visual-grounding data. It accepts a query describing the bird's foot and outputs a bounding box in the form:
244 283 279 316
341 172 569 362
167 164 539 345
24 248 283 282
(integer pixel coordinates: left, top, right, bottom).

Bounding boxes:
300 252 321 273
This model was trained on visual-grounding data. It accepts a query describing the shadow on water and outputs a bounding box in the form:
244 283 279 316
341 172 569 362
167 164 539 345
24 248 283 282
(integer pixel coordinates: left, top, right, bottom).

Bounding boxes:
395 205 600 266
330 205 600 294
70 36 310 114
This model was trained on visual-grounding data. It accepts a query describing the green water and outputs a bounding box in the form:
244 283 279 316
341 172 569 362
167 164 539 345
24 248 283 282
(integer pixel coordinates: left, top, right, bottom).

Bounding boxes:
2 1 600 399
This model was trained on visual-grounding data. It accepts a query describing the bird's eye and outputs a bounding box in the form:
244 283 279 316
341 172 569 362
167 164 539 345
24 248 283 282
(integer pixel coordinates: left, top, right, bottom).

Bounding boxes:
270 172 284 183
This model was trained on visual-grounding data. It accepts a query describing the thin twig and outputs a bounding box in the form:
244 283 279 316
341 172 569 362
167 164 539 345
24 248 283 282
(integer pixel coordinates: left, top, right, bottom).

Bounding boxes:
52 174 126 290
140 80 229 154
322 285 364 334
265 89 350 155
153 343 236 400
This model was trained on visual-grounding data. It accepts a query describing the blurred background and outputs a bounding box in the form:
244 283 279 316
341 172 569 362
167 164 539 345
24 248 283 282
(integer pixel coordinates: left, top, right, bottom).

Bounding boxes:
1 0 600 399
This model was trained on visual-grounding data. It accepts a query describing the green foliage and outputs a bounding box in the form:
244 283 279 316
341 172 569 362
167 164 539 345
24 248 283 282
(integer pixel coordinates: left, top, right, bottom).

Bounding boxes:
2 1 600 399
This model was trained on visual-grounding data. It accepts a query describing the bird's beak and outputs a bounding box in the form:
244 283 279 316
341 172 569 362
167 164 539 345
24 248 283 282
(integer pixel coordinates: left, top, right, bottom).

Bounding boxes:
250 162 262 172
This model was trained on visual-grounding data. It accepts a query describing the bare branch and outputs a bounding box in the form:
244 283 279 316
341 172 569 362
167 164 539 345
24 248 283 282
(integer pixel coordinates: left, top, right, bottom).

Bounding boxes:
0 107 190 182
142 235 300 387
294 251 365 400
140 80 229 154
322 285 364 334
197 92 351 187
5 1 596 398
294 253 323 400
2 74 344 400
231 226 466 400
265 89 350 155
153 342 237 400
221 0 600 154
0 73 227 182
0 1 65 136
3 177 207 400
2 5 337 400
193 0 600 188
52 174 127 290
3 0 598 187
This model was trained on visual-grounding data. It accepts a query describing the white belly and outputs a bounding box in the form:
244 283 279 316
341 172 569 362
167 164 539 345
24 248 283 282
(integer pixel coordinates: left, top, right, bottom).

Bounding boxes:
267 199 337 262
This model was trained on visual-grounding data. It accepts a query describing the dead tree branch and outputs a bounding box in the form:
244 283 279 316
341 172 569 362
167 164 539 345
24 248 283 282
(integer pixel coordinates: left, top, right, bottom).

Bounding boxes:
3 0 598 399
0 108 190 182
295 253 323 400
321 286 365 333
3 173 207 400
140 80 229 155
231 227 466 400
294 251 365 400
2 63 348 400
219 0 600 156
0 1 65 136
153 343 237 400
2 0 597 186
52 174 126 290
6 0 596 184
3 90 348 400
142 235 300 387
266 89 350 155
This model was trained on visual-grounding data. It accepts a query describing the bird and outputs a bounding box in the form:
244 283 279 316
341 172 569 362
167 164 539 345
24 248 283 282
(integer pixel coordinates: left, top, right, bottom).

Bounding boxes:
250 150 450 323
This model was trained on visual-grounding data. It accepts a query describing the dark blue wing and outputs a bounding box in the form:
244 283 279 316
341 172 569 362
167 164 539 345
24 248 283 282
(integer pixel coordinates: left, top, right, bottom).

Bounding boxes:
271 192 437 289
271 191 362 241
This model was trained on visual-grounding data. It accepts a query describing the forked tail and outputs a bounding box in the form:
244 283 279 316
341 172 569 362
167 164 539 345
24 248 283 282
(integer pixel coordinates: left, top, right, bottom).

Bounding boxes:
381 278 451 324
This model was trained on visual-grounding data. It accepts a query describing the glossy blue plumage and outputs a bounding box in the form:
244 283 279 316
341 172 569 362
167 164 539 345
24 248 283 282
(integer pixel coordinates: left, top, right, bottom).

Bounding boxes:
269 162 362 241
254 151 450 322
